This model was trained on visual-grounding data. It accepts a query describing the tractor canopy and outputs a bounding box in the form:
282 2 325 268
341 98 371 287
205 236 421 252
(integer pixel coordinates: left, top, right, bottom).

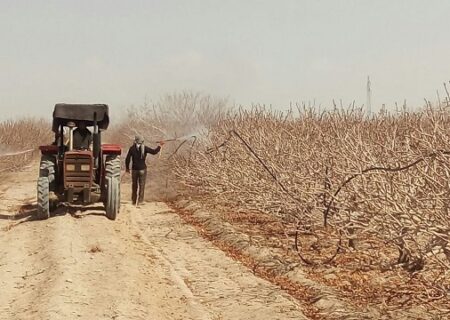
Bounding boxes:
52 104 110 132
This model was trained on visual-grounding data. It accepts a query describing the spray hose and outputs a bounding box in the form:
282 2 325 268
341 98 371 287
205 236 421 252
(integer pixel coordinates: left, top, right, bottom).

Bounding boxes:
0 149 34 157
155 135 198 159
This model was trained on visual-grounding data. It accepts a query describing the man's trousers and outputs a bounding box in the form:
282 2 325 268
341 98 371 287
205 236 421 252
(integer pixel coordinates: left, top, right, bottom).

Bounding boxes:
131 169 147 205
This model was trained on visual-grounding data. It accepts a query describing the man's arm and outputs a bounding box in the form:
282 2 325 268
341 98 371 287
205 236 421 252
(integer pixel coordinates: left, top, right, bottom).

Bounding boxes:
145 145 161 155
125 147 132 172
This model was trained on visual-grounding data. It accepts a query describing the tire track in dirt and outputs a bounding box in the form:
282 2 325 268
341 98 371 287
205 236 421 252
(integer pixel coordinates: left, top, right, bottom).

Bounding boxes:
127 201 308 320
0 167 57 319
0 164 309 320
0 166 206 320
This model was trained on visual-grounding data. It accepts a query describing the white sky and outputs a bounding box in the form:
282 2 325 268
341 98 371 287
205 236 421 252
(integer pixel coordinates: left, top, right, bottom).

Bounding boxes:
1 0 450 119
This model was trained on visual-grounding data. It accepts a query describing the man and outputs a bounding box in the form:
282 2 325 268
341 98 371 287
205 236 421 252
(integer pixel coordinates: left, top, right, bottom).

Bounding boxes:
125 135 163 205
73 121 92 150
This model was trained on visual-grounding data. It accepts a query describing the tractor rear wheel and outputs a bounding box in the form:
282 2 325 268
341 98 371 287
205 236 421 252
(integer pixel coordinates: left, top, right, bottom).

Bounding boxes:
105 155 121 220
37 155 56 220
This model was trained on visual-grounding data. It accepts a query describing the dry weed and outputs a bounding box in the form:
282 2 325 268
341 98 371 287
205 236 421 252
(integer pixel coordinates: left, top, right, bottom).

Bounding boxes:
0 118 53 171
171 104 450 311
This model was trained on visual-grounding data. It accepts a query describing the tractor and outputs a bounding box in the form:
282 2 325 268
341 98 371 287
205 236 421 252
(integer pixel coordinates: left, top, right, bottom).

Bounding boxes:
37 104 121 220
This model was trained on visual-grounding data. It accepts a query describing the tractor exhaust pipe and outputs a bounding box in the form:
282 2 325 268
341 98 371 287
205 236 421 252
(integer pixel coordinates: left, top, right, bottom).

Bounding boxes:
58 125 64 158
68 123 75 151
93 112 100 168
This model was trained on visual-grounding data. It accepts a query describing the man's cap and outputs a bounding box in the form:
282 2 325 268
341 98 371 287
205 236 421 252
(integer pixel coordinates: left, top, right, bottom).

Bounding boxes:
135 135 144 143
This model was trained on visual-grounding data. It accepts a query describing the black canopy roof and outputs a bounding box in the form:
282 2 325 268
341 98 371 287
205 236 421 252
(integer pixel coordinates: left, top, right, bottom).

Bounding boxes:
52 104 109 132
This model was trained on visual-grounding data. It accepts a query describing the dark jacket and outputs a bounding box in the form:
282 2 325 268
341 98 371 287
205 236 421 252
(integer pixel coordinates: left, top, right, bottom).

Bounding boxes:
125 144 161 171
73 128 92 150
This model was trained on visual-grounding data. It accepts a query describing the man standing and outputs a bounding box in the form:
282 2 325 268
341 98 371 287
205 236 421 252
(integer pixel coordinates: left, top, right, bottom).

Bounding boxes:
125 135 163 205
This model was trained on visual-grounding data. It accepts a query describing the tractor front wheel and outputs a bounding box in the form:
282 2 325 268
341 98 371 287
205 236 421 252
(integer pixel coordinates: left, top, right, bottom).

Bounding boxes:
105 155 121 220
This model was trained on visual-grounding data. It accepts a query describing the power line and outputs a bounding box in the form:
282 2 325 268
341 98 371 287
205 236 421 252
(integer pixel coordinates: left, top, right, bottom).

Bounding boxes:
366 76 372 117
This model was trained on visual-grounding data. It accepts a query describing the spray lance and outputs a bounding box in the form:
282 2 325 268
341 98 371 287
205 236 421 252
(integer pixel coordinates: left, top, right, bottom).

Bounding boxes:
154 134 198 158
155 133 198 144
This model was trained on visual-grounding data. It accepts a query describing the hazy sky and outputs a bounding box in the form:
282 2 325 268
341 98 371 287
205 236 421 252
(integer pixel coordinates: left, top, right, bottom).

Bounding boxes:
1 0 450 119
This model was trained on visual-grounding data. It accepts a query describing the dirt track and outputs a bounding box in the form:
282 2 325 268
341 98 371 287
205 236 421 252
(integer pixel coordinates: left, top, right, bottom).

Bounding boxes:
0 164 307 320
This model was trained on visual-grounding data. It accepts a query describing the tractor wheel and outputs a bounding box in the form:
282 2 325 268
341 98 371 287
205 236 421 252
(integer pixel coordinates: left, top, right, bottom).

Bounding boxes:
37 155 56 220
37 177 50 220
39 155 56 187
105 155 121 220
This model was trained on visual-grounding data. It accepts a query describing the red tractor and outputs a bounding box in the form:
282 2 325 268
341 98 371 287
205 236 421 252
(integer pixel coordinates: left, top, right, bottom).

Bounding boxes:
37 104 121 220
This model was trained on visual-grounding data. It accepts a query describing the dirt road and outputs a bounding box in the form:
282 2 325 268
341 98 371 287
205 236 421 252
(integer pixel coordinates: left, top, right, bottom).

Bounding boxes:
0 164 308 320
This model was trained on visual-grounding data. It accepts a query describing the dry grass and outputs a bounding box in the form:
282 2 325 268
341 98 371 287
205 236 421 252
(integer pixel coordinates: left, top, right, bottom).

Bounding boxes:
0 118 53 172
171 104 450 313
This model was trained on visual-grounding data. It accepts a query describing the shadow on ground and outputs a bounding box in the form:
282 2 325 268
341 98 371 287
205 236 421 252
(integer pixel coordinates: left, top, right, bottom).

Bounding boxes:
0 203 109 223
0 203 36 221
55 205 107 219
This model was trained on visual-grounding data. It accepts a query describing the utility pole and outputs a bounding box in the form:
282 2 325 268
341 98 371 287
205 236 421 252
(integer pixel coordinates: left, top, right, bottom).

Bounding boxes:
366 76 372 118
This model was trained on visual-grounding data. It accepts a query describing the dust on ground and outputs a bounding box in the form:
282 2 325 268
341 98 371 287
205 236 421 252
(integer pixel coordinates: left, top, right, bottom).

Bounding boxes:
0 164 308 320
